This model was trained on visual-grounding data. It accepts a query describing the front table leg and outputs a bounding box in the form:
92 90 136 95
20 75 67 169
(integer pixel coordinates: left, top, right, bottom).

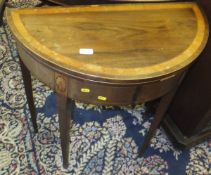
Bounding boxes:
57 95 73 168
19 59 38 133
139 89 177 155
139 72 186 156
55 73 73 168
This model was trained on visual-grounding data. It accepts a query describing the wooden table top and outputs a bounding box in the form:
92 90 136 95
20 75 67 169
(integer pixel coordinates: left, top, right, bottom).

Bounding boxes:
6 3 208 82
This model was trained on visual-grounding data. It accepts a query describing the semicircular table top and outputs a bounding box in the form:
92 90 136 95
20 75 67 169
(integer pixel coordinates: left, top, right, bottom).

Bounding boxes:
6 2 208 81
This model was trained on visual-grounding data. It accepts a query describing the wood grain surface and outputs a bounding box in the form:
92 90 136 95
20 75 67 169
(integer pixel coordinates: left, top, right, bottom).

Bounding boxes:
6 2 208 81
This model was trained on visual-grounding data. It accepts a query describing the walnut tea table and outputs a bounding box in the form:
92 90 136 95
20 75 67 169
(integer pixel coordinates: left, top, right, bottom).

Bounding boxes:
6 2 208 168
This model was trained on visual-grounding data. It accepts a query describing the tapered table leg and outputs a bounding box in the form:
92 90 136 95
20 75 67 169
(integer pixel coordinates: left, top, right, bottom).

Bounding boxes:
139 89 177 155
19 59 38 133
55 73 73 168
140 72 186 156
57 95 74 168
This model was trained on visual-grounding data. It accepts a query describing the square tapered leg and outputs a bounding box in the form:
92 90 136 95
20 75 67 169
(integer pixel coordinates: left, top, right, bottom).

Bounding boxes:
19 59 38 133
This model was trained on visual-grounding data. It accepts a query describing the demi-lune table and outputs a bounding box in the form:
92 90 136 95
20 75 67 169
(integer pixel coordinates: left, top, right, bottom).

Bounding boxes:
6 2 208 168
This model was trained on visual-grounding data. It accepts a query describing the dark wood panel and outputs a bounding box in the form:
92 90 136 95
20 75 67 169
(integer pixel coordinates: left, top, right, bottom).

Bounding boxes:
167 0 211 137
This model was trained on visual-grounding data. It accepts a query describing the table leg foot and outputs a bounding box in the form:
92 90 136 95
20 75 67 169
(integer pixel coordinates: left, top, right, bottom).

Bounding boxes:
19 59 38 133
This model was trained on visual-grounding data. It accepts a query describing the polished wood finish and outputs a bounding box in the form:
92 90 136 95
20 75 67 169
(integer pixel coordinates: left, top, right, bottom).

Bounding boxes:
165 0 211 147
6 3 208 167
6 3 208 82
15 43 184 106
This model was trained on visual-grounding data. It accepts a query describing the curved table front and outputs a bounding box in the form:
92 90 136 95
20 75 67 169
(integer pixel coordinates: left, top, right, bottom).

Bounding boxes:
6 2 208 168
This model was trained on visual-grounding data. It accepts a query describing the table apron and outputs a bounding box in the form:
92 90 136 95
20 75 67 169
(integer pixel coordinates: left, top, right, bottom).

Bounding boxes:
18 44 182 105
